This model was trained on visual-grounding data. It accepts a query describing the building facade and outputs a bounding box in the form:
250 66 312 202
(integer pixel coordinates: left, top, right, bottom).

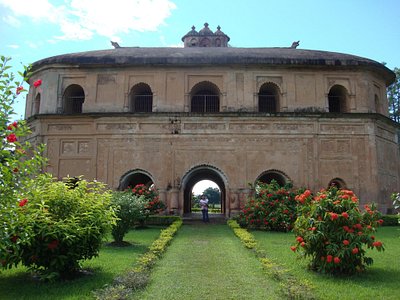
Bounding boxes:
25 24 400 215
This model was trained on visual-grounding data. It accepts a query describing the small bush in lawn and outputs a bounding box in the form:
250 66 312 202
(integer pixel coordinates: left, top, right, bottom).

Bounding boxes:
114 270 149 291
236 180 298 231
291 187 384 275
110 192 150 244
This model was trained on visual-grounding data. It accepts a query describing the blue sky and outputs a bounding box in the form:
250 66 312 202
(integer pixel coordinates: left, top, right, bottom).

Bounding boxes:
1 0 400 119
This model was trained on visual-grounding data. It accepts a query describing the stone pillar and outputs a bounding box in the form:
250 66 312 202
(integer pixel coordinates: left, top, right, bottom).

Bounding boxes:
158 188 167 214
169 188 179 214
228 189 240 216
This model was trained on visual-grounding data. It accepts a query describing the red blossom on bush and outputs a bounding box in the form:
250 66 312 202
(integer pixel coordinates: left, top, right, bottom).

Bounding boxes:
372 241 382 248
341 212 349 219
352 247 359 254
329 212 338 221
326 255 333 263
343 240 350 246
6 133 17 143
16 86 23 95
290 246 296 252
47 240 59 250
18 198 28 207
334 257 341 264
33 79 42 87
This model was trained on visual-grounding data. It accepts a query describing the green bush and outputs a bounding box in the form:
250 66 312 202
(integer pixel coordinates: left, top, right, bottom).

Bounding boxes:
1 174 115 280
236 181 298 231
110 192 150 244
381 214 400 226
145 215 181 225
291 187 384 275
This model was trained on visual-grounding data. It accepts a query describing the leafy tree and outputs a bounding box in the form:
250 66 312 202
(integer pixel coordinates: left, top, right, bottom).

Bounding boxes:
387 67 400 123
203 187 221 205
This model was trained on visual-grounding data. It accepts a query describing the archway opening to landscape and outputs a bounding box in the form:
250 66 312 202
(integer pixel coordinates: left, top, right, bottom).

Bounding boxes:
191 180 221 213
118 169 154 191
256 169 290 187
182 166 226 214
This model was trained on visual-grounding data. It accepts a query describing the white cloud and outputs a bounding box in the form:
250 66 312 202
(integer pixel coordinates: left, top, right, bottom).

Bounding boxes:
0 0 176 41
2 15 21 27
7 44 20 49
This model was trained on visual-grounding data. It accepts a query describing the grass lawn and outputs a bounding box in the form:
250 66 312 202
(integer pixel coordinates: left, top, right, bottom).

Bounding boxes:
0 227 163 300
133 224 283 300
252 226 400 300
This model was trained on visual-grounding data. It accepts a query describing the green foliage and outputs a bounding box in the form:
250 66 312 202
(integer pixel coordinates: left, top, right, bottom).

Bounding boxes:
145 215 181 225
94 219 182 300
236 180 298 231
291 187 384 275
387 67 400 122
228 219 258 249
381 214 400 226
392 192 400 225
1 174 116 280
110 192 150 244
203 187 221 205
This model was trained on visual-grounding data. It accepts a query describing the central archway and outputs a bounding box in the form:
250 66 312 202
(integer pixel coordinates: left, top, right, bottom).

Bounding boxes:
181 165 227 215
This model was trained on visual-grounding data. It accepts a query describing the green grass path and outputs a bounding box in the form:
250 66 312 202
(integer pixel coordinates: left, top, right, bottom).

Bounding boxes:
133 224 282 300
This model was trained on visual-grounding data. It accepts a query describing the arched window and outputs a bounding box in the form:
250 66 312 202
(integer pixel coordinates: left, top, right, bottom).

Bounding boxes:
328 178 347 189
258 83 279 113
190 81 220 113
63 84 85 114
257 170 289 187
328 85 348 113
130 83 153 112
33 93 40 115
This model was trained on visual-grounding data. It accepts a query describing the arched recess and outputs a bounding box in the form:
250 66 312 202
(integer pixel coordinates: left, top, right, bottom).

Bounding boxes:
33 93 41 115
63 84 85 114
256 169 291 187
118 169 155 191
130 83 153 112
328 178 347 189
374 94 381 114
181 164 227 214
190 81 220 112
328 85 348 113
258 82 280 113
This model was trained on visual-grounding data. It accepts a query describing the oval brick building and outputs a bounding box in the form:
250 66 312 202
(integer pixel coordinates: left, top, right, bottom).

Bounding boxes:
25 23 400 215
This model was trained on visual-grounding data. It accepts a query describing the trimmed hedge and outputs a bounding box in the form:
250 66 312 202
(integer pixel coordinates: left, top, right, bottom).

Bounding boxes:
381 215 400 226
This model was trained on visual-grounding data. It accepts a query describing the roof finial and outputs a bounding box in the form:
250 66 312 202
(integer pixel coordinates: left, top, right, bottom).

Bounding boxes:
204 22 209 27
217 25 221 31
191 25 195 30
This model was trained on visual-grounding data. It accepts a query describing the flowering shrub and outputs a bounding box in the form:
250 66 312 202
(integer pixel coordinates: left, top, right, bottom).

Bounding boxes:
129 184 165 215
392 192 400 225
110 192 151 244
291 187 384 275
236 180 298 231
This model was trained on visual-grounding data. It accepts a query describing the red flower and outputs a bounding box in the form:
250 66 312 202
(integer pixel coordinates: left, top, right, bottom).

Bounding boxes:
33 79 42 87
13 168 19 172
377 219 384 225
334 257 341 264
352 247 359 254
16 86 23 95
370 235 375 240
343 240 349 246
6 133 17 143
10 235 19 243
48 240 59 250
300 242 306 247
290 246 296 252
329 212 338 221
296 236 304 243
372 241 382 248
351 196 358 203
326 255 333 263
303 190 311 197
343 225 350 232
341 212 349 219
19 198 28 207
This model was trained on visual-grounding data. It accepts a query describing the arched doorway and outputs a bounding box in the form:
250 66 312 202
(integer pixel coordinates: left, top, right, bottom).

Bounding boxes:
256 169 291 187
118 169 154 190
181 165 227 215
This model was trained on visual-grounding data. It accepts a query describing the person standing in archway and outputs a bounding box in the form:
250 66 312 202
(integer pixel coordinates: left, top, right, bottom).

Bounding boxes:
200 195 209 222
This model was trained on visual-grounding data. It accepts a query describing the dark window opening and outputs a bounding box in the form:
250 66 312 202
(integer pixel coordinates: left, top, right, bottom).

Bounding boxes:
63 84 85 114
190 82 220 113
259 84 279 113
328 85 347 113
130 83 153 112
258 172 286 187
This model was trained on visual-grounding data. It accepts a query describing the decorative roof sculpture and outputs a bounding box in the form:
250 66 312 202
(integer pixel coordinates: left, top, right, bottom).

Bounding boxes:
181 22 230 48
